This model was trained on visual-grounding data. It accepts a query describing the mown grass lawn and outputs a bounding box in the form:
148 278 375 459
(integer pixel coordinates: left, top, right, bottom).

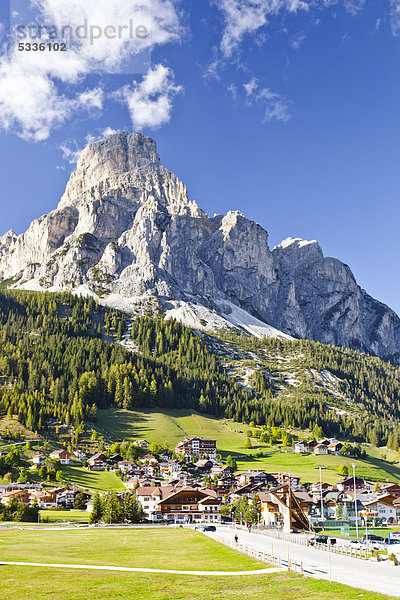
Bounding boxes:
0 529 398 600
40 510 89 522
60 465 126 493
0 569 398 600
0 527 398 600
0 528 262 571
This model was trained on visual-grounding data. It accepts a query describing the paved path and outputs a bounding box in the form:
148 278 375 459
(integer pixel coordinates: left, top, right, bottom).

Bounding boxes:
0 560 285 577
211 527 400 597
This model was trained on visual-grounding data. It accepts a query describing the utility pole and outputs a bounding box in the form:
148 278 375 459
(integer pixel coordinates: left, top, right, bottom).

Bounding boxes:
319 466 324 522
328 538 332 583
352 464 359 539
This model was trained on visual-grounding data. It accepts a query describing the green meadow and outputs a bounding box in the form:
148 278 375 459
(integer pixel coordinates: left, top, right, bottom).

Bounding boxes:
0 528 397 600
59 465 126 493
97 407 400 485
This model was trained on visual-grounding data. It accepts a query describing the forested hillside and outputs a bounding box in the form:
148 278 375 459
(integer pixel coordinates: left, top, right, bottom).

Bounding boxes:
0 289 399 448
209 330 400 449
0 291 253 434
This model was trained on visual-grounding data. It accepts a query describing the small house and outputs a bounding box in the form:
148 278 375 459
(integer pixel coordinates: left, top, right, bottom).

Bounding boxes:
88 452 108 471
49 449 71 465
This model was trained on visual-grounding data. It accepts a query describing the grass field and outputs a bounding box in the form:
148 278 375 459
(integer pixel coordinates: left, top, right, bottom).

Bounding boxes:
40 510 89 523
0 528 397 600
0 528 263 571
60 465 126 493
1 568 398 600
97 407 272 455
97 408 400 484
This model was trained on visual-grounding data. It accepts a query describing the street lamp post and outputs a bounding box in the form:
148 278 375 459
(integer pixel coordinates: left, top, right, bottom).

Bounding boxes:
319 466 324 522
352 464 359 539
328 538 332 583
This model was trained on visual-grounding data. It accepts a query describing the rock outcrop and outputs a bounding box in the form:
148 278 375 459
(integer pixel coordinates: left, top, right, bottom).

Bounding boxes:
1 131 399 362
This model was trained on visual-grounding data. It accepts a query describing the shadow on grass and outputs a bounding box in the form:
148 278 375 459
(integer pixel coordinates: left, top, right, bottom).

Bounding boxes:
359 455 400 482
97 407 201 440
97 407 234 442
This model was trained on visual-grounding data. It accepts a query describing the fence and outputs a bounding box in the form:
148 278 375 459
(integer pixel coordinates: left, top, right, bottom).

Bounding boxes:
214 534 304 574
257 529 309 546
314 542 369 560
241 526 370 560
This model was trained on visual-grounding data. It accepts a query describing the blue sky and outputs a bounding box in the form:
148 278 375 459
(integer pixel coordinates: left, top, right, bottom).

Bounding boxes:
0 0 399 314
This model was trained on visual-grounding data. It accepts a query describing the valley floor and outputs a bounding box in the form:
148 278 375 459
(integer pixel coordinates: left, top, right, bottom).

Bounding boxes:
0 528 397 600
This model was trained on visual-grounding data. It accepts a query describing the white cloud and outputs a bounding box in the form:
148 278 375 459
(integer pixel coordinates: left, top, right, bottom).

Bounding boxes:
102 127 119 137
29 0 183 72
215 0 309 59
227 83 238 100
0 0 183 141
214 0 400 63
244 78 258 96
243 77 291 123
60 127 120 164
60 142 82 164
343 0 365 15
389 0 400 34
78 87 104 110
115 64 183 129
0 62 74 141
291 32 307 49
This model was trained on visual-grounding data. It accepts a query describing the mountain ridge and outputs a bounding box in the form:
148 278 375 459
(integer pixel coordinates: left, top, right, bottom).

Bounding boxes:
0 131 399 362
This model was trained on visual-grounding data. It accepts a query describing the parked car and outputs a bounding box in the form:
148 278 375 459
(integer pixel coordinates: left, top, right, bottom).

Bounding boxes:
309 535 336 546
347 539 365 549
202 525 216 532
369 541 387 550
362 534 385 542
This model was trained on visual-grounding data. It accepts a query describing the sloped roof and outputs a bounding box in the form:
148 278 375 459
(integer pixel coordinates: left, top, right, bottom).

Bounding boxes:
88 452 107 461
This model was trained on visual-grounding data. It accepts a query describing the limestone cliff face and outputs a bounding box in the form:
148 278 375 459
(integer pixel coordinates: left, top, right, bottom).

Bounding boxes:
1 131 399 362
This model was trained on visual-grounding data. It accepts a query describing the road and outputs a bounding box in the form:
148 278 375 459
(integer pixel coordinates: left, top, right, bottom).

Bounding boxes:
0 439 40 449
210 526 400 597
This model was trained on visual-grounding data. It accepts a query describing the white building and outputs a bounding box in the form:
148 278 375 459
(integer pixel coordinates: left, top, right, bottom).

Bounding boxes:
294 441 308 454
364 494 397 524
49 449 71 465
133 440 149 450
314 443 329 455
32 454 46 467
174 437 217 459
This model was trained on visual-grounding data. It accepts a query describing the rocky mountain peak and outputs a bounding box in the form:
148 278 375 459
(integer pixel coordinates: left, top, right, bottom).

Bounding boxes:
1 132 400 362
0 230 17 247
77 131 160 177
274 237 320 251
272 237 324 273
59 132 161 209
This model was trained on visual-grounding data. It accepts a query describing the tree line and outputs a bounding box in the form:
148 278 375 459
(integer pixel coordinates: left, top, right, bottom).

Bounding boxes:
0 289 399 447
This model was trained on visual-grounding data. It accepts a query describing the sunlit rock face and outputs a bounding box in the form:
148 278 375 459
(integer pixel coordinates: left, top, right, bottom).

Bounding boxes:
1 131 399 362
